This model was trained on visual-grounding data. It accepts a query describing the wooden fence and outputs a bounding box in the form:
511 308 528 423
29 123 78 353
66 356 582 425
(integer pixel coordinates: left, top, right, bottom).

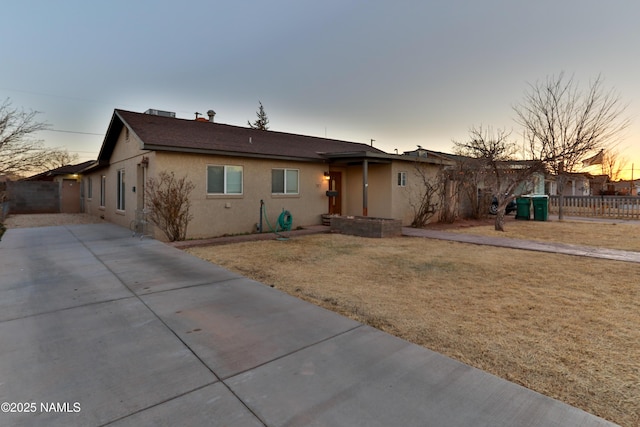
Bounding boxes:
549 195 640 219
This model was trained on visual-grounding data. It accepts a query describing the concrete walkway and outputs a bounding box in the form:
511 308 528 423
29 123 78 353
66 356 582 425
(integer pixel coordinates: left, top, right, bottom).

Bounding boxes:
0 223 617 426
402 227 640 264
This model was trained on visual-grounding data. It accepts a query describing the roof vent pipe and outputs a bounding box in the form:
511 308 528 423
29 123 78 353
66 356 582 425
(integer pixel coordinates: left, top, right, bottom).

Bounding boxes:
207 110 216 123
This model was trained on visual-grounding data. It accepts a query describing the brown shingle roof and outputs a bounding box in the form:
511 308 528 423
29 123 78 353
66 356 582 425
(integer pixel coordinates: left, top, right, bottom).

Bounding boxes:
24 160 96 181
114 109 386 161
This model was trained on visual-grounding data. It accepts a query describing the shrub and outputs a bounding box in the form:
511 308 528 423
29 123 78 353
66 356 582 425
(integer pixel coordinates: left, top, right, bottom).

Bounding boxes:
145 171 195 241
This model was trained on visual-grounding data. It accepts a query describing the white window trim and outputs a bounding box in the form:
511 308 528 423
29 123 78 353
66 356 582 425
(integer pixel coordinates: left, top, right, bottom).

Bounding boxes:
87 177 93 199
398 171 407 187
272 168 299 195
117 169 126 211
100 175 106 208
206 164 244 195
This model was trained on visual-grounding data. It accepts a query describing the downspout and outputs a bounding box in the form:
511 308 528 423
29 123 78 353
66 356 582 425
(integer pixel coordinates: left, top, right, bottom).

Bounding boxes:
363 159 368 216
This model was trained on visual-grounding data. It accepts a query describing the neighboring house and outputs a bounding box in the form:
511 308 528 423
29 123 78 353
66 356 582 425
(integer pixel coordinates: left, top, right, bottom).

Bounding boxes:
589 174 610 195
406 148 545 194
545 174 640 196
404 148 546 218
13 161 95 214
84 109 450 240
401 147 462 164
545 172 593 196
23 160 96 183
608 179 639 196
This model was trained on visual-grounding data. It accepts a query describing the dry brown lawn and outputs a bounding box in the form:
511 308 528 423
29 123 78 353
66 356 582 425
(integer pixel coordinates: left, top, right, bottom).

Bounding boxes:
187 222 640 426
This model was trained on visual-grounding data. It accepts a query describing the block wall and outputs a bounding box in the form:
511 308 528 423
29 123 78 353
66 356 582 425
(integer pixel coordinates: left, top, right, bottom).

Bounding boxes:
7 181 60 214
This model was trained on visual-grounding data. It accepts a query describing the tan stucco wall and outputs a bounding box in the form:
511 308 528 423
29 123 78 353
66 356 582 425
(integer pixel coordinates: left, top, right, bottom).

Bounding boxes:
83 129 154 233
342 161 434 225
391 162 415 224
85 146 330 240
83 174 99 217
152 152 328 239
344 165 362 216
391 161 443 225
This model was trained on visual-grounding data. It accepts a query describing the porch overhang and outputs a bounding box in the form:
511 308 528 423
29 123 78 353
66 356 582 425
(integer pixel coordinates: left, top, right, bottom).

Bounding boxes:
321 151 395 216
321 151 455 217
321 151 394 165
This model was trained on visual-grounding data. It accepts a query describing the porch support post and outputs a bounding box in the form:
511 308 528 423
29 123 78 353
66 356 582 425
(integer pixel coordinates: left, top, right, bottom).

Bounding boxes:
362 159 368 216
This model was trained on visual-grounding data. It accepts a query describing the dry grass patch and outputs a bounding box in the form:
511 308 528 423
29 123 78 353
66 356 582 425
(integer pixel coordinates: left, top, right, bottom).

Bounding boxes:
187 233 640 426
3 213 104 228
451 218 640 252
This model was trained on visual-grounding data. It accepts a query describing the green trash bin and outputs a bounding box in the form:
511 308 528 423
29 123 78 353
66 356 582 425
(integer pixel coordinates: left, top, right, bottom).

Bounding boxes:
532 195 549 221
516 197 531 220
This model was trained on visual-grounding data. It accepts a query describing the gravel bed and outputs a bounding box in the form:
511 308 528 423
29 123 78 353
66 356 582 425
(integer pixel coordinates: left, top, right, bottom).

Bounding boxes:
2 213 105 228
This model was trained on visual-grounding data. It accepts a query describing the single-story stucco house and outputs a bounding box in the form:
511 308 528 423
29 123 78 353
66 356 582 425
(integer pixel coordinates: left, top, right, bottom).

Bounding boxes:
83 109 452 240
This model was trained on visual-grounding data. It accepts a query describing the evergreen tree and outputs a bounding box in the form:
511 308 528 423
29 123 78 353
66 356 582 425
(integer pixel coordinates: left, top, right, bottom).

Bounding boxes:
248 101 269 130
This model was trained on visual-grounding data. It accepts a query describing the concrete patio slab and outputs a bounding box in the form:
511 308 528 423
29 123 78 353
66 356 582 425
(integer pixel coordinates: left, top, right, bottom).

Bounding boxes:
0 229 132 321
0 264 132 322
0 297 217 427
107 383 264 427
0 225 80 249
66 222 135 242
227 325 612 427
141 278 360 379
84 234 242 294
101 250 242 295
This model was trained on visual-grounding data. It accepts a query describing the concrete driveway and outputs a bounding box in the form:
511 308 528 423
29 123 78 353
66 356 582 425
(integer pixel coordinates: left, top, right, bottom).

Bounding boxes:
0 223 617 426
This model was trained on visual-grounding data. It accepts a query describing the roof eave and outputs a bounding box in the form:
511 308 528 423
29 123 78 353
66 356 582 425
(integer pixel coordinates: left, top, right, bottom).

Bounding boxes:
96 111 124 162
144 144 328 163
323 150 456 166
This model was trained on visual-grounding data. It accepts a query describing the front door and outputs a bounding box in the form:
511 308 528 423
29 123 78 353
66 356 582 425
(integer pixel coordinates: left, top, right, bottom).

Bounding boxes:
328 171 342 215
61 179 81 213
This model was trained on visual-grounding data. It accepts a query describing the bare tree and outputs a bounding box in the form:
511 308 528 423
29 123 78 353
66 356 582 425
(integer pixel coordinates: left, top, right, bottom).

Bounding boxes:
145 171 195 241
438 168 459 223
44 150 80 170
513 73 630 219
598 149 628 182
406 162 443 227
454 126 544 231
0 99 75 177
248 101 269 130
450 156 486 219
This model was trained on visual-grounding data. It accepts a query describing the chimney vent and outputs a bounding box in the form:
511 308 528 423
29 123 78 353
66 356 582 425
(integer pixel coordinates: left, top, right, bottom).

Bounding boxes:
207 110 216 123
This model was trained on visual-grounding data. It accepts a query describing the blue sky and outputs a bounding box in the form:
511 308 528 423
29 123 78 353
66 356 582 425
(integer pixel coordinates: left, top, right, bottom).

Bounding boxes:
2 1 639 177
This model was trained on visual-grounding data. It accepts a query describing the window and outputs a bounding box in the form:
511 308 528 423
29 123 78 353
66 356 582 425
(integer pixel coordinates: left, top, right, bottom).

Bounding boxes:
117 169 126 210
100 176 106 207
87 177 93 199
397 171 407 187
272 168 299 194
207 165 243 194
